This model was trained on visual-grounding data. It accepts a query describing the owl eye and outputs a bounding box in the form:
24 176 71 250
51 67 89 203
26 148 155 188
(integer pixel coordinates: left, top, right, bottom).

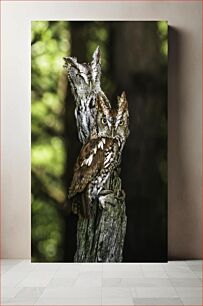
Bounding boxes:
119 120 124 126
101 117 107 124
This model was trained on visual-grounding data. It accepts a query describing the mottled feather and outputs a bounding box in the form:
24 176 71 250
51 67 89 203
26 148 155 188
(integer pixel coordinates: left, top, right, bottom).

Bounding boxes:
68 138 112 199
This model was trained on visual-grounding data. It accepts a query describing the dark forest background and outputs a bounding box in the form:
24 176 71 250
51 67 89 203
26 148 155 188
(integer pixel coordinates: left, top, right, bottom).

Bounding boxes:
31 21 168 262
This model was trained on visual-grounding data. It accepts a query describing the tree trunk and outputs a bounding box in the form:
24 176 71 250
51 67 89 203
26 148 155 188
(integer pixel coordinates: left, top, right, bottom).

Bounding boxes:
64 47 127 262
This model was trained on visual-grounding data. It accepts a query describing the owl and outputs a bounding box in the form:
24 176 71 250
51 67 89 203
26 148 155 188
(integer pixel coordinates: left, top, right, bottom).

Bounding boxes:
63 46 110 144
68 91 129 218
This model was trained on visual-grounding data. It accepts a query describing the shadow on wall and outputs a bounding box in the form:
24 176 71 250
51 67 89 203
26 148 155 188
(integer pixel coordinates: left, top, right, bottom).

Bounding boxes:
168 27 202 259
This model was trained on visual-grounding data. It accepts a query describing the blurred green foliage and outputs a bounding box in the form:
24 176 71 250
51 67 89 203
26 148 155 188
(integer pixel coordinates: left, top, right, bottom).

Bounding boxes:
31 21 69 262
157 21 168 57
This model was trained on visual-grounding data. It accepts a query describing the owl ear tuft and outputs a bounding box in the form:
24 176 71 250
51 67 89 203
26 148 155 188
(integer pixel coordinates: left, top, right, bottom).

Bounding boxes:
121 91 126 100
91 46 101 83
97 94 110 117
92 46 101 65
117 91 128 112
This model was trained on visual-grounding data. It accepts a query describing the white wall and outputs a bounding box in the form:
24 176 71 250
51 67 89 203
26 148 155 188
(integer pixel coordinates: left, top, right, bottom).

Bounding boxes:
1 1 202 259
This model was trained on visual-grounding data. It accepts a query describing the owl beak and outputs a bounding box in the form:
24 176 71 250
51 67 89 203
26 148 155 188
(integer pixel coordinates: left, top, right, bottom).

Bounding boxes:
112 129 116 138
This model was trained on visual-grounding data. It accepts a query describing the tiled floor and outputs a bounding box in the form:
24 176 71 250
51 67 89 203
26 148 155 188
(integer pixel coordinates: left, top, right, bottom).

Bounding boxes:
1 260 202 305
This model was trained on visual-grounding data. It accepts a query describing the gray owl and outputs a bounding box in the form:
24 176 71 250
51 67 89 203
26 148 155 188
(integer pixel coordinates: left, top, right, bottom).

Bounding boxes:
68 92 129 218
63 47 110 144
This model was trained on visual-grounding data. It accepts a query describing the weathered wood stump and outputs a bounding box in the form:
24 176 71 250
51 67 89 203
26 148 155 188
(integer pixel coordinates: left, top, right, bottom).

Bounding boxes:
64 47 128 262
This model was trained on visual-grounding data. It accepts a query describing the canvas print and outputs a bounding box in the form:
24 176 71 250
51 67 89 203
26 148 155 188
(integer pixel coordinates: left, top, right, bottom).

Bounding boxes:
31 21 168 262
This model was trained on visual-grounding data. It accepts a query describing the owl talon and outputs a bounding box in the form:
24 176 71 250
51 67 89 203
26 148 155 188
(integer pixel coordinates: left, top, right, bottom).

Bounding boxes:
98 192 118 209
100 201 116 209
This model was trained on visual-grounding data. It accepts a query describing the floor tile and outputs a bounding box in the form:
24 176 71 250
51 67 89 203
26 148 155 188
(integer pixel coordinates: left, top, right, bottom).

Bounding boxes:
1 299 10 305
102 297 134 305
133 297 183 305
3 296 38 305
102 287 132 298
1 259 25 265
32 263 61 272
133 286 178 298
15 287 45 298
35 297 102 305
143 271 168 278
123 277 172 287
175 287 202 298
79 271 102 278
2 262 35 287
41 286 101 298
80 263 102 272
57 263 82 272
103 263 142 273
186 260 202 266
141 264 165 272
2 265 15 274
180 296 202 305
168 261 187 266
164 265 192 272
166 271 197 278
170 277 202 287
193 271 202 279
103 270 144 278
54 269 80 278
78 271 102 282
75 277 102 287
2 287 22 298
47 277 76 288
189 264 202 272
139 262 167 266
17 271 55 287
102 277 123 287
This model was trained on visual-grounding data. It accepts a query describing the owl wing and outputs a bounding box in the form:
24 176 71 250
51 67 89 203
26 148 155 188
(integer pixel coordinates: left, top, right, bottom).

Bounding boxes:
68 138 108 199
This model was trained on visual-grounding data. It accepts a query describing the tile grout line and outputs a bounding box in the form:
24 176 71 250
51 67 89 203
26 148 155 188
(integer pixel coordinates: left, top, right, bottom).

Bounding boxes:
33 263 60 305
166 268 184 306
101 263 103 306
4 260 36 290
164 260 201 306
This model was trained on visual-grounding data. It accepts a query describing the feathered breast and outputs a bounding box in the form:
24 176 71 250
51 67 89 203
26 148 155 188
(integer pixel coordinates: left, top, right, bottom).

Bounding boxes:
68 137 112 199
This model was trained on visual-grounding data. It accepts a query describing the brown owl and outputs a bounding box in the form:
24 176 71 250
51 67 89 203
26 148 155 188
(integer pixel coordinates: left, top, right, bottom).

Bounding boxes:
68 92 129 218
